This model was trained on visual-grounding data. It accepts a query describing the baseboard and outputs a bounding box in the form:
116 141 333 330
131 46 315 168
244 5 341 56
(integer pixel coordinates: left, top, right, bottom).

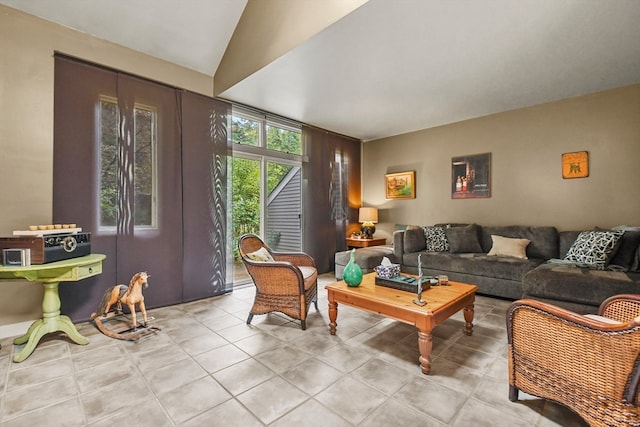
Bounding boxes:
0 320 35 340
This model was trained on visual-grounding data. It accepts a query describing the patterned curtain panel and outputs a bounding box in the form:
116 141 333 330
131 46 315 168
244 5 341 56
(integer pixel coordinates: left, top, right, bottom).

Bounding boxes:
302 126 361 273
53 55 231 321
180 91 231 299
54 57 184 320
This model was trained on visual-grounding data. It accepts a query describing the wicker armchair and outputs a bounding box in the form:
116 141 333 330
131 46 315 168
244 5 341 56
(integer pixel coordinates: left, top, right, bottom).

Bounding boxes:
507 294 640 426
238 234 318 330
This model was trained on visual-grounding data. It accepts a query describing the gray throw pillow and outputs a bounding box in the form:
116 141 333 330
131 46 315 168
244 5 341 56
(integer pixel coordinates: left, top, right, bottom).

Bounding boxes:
632 245 640 272
609 230 640 270
564 230 624 270
403 228 426 253
423 226 449 252
445 224 483 253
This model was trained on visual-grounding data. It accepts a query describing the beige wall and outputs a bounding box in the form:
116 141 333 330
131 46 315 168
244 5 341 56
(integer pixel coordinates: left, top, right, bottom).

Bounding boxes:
0 5 214 330
363 84 640 243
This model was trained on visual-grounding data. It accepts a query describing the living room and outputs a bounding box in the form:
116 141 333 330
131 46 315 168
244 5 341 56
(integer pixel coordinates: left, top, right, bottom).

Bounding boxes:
1 1 640 425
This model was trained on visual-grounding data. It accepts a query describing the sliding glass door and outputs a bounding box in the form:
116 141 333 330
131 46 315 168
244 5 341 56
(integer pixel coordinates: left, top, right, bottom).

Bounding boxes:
230 108 303 285
266 161 301 252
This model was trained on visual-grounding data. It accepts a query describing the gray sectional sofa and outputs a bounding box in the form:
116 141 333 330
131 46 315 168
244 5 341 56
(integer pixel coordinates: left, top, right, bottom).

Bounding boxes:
393 223 640 313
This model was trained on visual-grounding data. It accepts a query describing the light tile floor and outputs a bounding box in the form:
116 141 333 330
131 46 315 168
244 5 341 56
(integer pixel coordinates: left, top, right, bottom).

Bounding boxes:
0 273 589 426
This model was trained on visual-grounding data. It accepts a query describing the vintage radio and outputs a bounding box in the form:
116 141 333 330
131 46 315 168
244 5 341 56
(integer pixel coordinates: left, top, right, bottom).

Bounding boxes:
0 231 91 264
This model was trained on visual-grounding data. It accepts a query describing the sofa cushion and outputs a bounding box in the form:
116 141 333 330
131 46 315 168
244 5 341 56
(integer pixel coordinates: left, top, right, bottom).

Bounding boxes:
335 246 396 270
422 226 449 252
445 224 483 253
523 263 640 307
481 226 558 260
403 227 426 253
487 235 530 259
564 230 623 270
403 252 542 282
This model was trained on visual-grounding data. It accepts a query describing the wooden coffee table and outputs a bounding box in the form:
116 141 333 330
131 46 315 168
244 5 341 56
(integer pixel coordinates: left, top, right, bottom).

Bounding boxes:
326 272 477 374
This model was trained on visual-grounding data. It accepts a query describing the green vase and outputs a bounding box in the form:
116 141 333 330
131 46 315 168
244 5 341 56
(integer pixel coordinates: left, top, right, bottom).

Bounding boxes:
343 249 363 287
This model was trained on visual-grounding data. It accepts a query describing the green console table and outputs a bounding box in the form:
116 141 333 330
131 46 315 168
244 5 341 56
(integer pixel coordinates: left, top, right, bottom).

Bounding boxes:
0 253 106 362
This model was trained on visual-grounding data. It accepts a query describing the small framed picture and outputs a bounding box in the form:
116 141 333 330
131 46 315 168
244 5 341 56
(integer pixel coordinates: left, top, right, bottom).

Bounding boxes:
451 153 491 199
562 151 589 179
385 171 416 199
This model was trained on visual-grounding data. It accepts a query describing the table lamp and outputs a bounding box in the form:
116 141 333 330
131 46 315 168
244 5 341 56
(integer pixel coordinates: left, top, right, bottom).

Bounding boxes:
358 207 378 239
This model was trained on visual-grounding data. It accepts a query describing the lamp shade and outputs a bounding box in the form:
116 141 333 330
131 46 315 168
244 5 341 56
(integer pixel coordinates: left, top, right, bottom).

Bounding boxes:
358 207 378 224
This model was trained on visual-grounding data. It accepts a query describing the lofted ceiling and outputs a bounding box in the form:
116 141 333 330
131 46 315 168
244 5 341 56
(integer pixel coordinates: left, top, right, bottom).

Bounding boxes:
3 0 640 141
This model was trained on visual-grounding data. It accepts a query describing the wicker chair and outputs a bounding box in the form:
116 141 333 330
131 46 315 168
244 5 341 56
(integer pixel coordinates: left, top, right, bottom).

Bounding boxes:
238 234 318 330
507 294 640 426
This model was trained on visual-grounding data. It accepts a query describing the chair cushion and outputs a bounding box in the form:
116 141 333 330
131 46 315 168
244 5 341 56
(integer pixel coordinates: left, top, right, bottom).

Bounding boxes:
487 235 531 259
246 247 274 262
583 314 623 325
299 266 318 291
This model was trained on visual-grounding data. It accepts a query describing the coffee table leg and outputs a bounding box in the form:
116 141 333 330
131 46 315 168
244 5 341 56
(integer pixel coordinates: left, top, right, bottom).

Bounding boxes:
417 330 433 374
463 303 474 336
328 299 338 335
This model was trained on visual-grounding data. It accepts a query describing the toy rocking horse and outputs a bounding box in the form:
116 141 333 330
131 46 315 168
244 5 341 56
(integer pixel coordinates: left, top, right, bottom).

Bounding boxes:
91 272 160 341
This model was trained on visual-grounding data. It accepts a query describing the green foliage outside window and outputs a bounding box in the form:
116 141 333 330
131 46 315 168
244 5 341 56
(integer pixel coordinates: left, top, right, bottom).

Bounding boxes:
99 99 156 228
100 100 118 227
231 114 301 260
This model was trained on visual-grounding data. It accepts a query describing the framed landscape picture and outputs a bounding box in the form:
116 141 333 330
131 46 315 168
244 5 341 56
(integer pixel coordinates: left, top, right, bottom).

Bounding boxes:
451 153 491 199
385 171 415 199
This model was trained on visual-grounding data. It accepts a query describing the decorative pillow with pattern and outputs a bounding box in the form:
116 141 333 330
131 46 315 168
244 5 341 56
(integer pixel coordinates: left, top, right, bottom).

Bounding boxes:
422 226 449 252
564 230 624 269
246 247 274 262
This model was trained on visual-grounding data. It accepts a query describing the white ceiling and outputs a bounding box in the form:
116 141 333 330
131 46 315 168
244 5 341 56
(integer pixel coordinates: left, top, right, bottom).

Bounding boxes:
0 0 247 75
4 0 640 141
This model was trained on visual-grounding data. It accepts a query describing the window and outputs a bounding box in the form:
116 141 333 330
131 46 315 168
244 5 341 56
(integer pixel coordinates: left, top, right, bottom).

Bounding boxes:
99 99 118 227
133 106 157 227
99 98 157 229
266 123 302 155
232 108 302 155
231 115 259 147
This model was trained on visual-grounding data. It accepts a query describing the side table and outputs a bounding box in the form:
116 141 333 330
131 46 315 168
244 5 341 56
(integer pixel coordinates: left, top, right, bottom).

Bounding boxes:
0 253 106 362
346 237 386 249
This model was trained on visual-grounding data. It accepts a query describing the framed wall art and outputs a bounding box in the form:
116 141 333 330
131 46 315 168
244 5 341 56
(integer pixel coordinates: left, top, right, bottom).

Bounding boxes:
562 151 589 179
385 171 415 199
451 152 491 199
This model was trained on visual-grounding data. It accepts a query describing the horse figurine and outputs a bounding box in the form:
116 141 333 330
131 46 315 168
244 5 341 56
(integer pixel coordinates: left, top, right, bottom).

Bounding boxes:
95 272 150 330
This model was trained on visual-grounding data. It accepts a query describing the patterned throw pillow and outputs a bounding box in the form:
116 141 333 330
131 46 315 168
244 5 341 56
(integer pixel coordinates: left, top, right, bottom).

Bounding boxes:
564 230 624 269
422 226 449 252
246 247 274 262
